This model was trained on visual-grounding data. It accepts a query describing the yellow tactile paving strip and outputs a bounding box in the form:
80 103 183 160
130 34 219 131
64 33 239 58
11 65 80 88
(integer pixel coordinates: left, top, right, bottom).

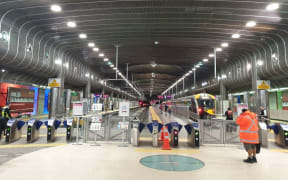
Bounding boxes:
0 143 67 149
149 106 163 123
135 148 200 154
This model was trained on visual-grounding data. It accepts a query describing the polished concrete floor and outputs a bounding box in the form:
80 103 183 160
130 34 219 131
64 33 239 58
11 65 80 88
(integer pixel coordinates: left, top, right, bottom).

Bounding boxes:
0 143 287 180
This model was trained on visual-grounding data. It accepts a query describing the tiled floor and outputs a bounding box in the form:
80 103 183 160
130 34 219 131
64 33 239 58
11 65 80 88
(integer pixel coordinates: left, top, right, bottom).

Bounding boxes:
0 143 287 180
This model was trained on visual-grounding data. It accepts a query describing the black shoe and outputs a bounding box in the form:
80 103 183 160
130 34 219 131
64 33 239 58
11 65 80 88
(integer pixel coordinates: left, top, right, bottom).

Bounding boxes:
243 158 254 163
252 156 257 163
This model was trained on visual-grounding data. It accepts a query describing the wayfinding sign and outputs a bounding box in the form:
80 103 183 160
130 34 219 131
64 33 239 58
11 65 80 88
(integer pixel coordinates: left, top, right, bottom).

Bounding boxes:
72 102 84 116
92 103 103 111
257 80 270 90
119 102 130 117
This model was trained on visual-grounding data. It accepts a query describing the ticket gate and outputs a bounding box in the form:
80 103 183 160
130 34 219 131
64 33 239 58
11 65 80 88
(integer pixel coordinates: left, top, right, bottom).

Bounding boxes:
44 119 61 142
147 120 163 147
165 122 183 147
27 119 43 143
274 124 288 147
258 121 268 147
184 122 200 147
131 118 145 146
63 118 76 142
5 119 25 144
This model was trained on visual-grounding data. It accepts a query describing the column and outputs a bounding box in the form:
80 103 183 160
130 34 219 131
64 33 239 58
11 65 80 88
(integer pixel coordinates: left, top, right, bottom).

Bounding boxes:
49 88 58 119
65 89 71 116
252 55 260 113
56 63 65 116
219 80 227 114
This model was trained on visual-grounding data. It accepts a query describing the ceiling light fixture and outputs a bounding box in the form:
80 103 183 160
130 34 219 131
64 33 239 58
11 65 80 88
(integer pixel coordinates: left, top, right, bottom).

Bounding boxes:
88 42 95 47
110 64 114 68
67 21 77 28
209 54 215 57
246 21 257 28
79 33 87 39
257 60 264 66
266 3 279 11
50 5 62 12
93 48 99 52
232 34 240 39
216 48 222 52
55 59 62 65
151 63 157 68
1 69 6 73
154 41 159 45
221 43 229 47
113 67 116 70
203 58 208 62
99 53 104 57
104 58 109 61
247 63 252 70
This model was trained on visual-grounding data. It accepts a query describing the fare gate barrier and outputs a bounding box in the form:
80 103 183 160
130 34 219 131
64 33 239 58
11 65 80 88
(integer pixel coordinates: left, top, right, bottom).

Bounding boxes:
165 122 183 147
147 120 163 147
26 119 43 143
131 118 145 146
44 119 61 142
184 122 200 147
5 119 25 144
274 124 288 147
63 118 76 142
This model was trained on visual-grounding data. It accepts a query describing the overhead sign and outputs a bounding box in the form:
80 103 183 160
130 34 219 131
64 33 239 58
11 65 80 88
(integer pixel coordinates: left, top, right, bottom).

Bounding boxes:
257 80 270 90
119 102 130 117
72 102 84 116
90 122 101 131
48 78 61 88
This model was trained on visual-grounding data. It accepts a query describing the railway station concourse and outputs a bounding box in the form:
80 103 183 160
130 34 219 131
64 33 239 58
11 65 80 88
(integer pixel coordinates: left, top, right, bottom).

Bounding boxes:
0 1 288 180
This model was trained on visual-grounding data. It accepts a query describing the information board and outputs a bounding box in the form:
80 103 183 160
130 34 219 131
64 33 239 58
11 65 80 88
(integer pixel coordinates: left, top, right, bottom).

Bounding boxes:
91 114 103 123
48 78 61 88
119 102 130 117
90 122 101 131
257 80 270 90
236 104 248 116
73 102 83 116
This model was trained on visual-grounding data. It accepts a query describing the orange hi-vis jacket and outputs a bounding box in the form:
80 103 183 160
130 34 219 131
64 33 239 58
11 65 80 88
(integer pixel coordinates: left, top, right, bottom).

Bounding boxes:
236 111 259 144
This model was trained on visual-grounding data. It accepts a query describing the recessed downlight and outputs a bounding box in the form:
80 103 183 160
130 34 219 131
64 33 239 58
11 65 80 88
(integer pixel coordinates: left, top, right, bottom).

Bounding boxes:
93 48 99 52
266 3 279 11
246 21 257 28
67 21 77 28
104 58 109 61
216 48 222 52
79 33 87 39
154 41 159 45
221 43 229 47
99 53 104 57
209 54 215 57
50 5 62 12
110 64 114 67
232 34 240 39
88 42 95 47
203 58 208 62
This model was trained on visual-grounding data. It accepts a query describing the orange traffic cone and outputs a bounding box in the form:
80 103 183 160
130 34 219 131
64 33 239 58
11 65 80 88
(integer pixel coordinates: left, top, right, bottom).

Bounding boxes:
159 127 164 141
162 127 171 150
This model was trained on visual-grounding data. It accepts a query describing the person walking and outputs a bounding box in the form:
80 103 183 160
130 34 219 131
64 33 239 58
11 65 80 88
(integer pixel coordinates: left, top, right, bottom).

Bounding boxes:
159 103 163 114
0 103 12 140
225 107 233 120
164 103 168 113
236 109 259 163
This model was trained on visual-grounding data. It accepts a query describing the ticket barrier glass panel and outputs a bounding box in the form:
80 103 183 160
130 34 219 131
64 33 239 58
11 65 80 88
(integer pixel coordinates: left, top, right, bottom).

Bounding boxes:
166 122 183 147
184 122 200 147
274 124 288 147
147 120 163 147
6 119 25 144
26 119 43 143
44 119 61 142
63 118 75 142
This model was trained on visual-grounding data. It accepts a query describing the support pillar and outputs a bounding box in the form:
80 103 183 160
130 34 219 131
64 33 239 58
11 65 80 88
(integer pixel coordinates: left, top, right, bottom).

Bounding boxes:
65 89 71 116
252 55 260 113
219 80 227 114
49 88 58 119
56 64 65 116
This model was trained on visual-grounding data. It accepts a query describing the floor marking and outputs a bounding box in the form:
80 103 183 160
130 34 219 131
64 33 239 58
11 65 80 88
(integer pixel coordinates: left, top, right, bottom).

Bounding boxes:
0 155 9 157
149 107 163 123
135 148 200 154
270 149 288 153
20 134 66 138
140 137 188 142
268 139 275 142
0 143 67 149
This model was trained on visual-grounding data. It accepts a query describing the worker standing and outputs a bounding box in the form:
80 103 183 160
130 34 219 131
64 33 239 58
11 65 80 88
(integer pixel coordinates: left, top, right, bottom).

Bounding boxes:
236 109 259 163
0 103 12 140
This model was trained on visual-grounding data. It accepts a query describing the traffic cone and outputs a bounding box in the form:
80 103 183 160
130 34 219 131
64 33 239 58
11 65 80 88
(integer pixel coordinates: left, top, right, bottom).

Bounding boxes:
159 127 164 141
162 127 171 150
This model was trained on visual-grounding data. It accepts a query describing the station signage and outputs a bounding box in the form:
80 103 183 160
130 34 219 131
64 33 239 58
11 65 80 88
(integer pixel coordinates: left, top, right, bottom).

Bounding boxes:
257 80 270 90
48 78 61 88
95 94 109 98
119 102 130 117
157 95 172 99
